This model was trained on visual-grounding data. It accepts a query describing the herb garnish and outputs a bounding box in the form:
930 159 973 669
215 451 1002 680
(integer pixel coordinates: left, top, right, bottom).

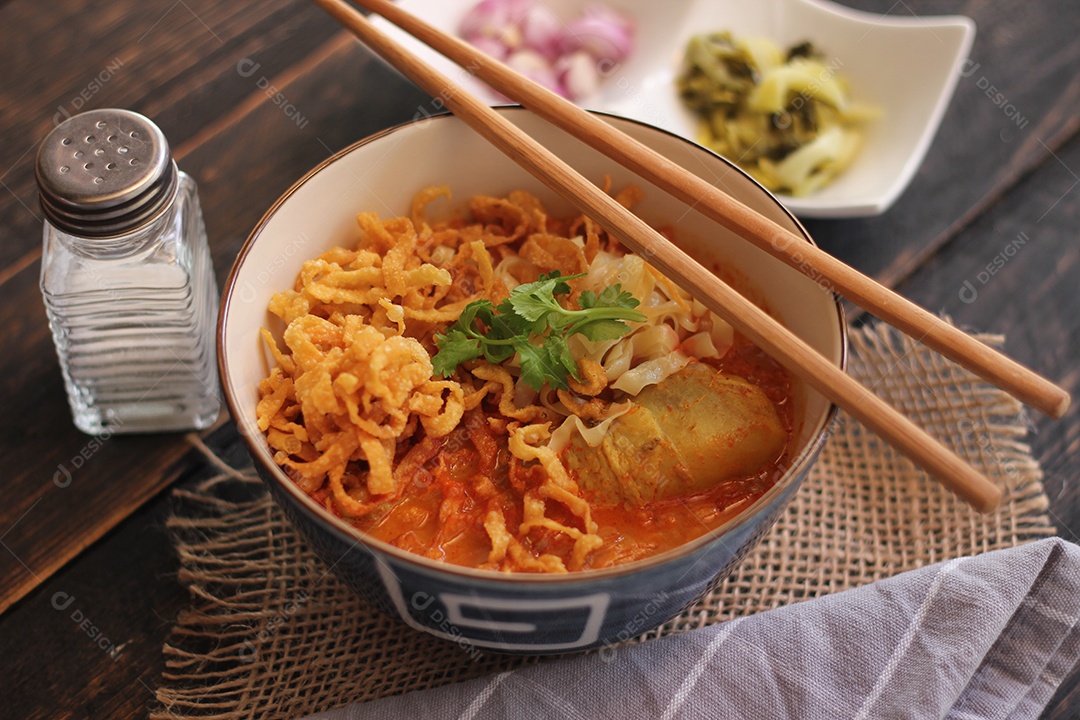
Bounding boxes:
432 271 646 390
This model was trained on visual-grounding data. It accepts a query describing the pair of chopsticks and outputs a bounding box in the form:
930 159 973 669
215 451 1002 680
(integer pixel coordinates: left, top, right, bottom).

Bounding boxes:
311 0 1069 513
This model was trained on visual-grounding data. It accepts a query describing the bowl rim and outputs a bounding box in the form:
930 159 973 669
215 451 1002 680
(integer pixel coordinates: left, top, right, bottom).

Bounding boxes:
217 107 848 585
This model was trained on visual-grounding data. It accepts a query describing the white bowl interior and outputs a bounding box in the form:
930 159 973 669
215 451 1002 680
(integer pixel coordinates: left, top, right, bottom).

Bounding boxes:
220 111 844 570
378 0 974 218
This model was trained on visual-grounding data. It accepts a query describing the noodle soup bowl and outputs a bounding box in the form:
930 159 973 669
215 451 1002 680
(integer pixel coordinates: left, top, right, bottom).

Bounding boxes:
219 108 845 655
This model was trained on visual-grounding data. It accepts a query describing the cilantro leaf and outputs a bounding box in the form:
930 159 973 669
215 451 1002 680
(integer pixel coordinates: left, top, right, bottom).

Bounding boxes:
506 271 584 323
431 271 647 390
544 333 579 382
482 339 517 365
494 298 546 338
574 318 636 342
431 328 482 377
596 283 641 310
455 299 491 331
516 341 555 391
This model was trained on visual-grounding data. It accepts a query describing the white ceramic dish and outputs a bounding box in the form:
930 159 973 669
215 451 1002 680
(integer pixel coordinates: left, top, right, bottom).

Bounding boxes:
373 0 975 218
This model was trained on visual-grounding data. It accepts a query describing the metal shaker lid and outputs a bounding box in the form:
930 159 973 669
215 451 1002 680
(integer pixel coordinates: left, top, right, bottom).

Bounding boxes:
35 108 178 238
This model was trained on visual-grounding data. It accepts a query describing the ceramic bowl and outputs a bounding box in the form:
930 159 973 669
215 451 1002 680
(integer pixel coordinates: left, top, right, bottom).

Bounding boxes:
375 0 975 218
218 108 846 654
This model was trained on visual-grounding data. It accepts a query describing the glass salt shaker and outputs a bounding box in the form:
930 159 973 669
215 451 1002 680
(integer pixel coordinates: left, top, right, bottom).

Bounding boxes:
36 108 220 434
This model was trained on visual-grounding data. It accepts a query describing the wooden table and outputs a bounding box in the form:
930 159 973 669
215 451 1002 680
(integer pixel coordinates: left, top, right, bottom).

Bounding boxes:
1 0 1077 716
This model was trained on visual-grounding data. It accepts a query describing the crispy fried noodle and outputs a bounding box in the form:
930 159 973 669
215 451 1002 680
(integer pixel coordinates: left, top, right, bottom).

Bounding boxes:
258 185 788 573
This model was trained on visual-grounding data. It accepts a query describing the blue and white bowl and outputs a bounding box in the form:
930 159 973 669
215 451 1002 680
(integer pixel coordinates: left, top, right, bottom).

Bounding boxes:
218 108 846 654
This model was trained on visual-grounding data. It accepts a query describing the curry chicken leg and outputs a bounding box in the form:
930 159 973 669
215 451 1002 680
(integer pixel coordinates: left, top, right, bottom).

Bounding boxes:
564 362 787 506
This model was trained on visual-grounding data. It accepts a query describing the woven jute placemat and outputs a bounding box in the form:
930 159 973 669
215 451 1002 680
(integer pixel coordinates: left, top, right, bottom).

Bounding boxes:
153 324 1054 719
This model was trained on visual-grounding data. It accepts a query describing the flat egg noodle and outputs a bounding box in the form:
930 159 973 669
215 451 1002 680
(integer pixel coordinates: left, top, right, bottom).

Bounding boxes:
256 186 731 572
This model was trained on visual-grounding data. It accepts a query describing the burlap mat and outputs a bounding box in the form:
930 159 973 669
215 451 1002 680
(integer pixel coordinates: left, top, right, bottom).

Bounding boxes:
153 323 1054 719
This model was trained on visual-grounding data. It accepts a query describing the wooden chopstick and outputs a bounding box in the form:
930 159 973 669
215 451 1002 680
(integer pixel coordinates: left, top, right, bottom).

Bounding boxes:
310 0 1003 512
354 0 1069 422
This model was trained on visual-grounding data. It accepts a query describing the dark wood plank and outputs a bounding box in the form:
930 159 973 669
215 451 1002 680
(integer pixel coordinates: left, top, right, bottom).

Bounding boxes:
0 426 247 720
803 0 1080 284
2 0 1078 716
0 250 193 614
0 31 431 712
889 133 1080 532
0 0 358 609
0 36 429 615
1046 678 1080 720
885 131 1080 720
0 0 342 270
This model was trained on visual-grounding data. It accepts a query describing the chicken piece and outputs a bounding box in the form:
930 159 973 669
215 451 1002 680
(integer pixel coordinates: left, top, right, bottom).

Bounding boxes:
562 362 786 506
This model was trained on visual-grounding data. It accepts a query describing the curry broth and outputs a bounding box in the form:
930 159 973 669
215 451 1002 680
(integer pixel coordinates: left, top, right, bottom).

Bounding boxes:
262 187 802 574
306 332 794 572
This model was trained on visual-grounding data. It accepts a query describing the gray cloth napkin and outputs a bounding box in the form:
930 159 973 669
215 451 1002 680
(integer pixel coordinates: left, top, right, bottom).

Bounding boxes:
302 537 1080 720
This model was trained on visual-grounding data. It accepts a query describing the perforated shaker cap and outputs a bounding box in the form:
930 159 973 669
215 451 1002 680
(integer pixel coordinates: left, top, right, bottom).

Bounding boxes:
35 109 179 238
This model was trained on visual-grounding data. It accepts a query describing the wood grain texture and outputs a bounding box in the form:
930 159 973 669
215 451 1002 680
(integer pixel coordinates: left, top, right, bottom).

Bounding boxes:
890 131 1080 720
0 31 429 712
0 0 342 270
802 0 1080 284
0 428 247 720
0 0 1077 716
0 36 429 615
891 131 1080 529
0 263 194 615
